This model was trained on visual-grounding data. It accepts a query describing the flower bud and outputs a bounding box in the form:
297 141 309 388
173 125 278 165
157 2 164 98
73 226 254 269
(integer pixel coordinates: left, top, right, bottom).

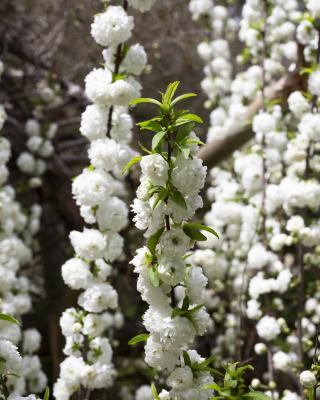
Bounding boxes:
300 370 317 388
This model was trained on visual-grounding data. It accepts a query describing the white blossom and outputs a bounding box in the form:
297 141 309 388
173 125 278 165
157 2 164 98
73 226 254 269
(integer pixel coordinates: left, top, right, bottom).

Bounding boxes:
256 316 280 341
0 339 22 374
91 6 134 47
80 104 109 141
300 370 317 388
69 229 106 260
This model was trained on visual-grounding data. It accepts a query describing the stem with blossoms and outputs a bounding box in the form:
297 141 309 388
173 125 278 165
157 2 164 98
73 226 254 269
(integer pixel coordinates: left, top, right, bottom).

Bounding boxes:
129 82 217 398
128 81 275 399
189 0 320 398
53 1 156 399
0 64 47 397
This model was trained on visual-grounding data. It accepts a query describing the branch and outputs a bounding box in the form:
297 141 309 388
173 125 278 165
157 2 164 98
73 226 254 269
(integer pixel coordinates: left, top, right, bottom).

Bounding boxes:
198 71 305 169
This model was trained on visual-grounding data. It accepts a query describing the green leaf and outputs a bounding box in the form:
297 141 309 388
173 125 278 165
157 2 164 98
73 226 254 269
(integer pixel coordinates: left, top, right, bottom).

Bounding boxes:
172 302 204 320
192 355 221 374
206 367 225 377
138 119 162 133
0 313 20 325
171 308 184 318
128 333 150 346
249 20 264 31
151 383 160 400
225 379 238 389
148 186 163 197
183 114 203 123
183 351 192 367
163 81 180 105
5 372 20 378
113 72 127 81
170 190 187 210
237 364 254 374
44 387 50 400
176 114 203 126
176 123 195 143
203 383 222 392
183 225 207 241
152 130 167 150
240 47 251 64
171 93 197 106
138 141 152 155
194 358 224 376
147 227 164 257
182 295 190 311
188 304 205 314
130 98 162 107
241 392 272 400
300 67 313 76
180 146 191 159
121 43 130 58
184 138 205 146
193 355 215 370
148 267 160 287
122 156 142 174
307 388 316 400
185 223 219 239
152 187 168 209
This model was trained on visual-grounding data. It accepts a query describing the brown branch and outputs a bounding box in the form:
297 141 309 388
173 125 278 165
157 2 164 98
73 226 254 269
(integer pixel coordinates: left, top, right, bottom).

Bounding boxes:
198 72 305 168
106 0 129 136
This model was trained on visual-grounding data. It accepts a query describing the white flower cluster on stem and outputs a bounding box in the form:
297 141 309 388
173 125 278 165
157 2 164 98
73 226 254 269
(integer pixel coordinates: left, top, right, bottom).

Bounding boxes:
131 82 216 400
189 0 300 361
189 0 237 113
16 118 57 189
54 1 155 399
190 0 320 398
0 64 47 398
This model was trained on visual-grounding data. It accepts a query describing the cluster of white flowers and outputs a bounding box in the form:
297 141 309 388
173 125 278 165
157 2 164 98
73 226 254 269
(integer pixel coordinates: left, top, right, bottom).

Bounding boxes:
54 1 156 398
16 118 57 188
131 93 215 397
0 334 45 400
190 0 320 397
190 3 236 110
192 0 300 143
0 68 47 397
189 0 214 21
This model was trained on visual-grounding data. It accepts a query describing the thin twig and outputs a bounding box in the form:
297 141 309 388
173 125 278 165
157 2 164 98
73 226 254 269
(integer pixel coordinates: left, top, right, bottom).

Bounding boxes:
297 243 305 368
267 348 275 400
106 0 128 136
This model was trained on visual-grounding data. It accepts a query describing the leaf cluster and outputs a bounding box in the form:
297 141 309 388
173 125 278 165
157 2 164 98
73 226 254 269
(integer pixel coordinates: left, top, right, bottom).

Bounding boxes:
124 82 220 290
204 363 272 400
171 295 204 331
124 81 203 173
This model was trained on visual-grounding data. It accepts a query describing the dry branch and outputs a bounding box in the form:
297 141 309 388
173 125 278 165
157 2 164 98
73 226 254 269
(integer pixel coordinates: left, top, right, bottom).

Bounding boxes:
198 71 306 169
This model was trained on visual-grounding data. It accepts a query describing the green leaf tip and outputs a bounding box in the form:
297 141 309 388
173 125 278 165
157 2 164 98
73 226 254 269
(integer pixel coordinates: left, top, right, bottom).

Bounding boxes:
128 333 150 345
0 313 20 325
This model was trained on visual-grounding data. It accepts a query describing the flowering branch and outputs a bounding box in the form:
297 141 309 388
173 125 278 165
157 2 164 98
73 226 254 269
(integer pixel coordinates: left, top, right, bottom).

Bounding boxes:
129 81 219 399
54 1 155 398
0 63 47 397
